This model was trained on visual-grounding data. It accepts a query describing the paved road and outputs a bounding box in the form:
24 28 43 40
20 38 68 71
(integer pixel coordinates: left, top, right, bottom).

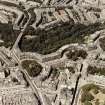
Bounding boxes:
12 12 31 50
0 51 13 66
20 66 47 105
71 64 83 105
11 10 47 105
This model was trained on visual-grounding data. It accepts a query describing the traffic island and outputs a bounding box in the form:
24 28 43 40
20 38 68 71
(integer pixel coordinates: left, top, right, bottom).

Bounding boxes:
21 60 43 77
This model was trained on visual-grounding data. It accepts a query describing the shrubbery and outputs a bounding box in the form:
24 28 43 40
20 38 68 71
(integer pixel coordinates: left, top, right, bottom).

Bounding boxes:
68 67 75 73
66 49 87 61
87 66 105 76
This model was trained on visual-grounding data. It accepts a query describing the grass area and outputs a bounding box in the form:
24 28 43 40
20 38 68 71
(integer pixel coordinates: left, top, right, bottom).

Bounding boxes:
20 21 105 55
87 66 105 76
21 60 42 77
80 84 105 105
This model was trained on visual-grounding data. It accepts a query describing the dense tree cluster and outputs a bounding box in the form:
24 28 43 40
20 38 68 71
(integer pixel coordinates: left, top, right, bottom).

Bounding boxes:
0 23 20 48
21 60 42 77
66 49 88 61
20 21 104 55
87 66 105 76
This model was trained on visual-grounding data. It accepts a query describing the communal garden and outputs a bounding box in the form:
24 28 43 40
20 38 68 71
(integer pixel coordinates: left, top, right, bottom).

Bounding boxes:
80 84 105 105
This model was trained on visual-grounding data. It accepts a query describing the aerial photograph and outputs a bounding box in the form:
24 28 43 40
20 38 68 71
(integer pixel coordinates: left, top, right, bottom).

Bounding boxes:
0 0 105 105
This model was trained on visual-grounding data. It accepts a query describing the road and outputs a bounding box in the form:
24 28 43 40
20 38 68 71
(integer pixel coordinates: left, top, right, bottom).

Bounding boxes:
0 51 14 66
21 68 42 104
11 10 47 105
12 12 31 50
19 64 48 105
71 64 83 105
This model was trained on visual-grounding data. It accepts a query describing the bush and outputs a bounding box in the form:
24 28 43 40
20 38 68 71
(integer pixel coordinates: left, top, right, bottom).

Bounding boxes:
68 67 75 73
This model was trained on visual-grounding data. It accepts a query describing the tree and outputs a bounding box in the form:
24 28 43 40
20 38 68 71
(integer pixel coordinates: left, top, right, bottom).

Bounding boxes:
68 67 75 73
12 77 18 82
